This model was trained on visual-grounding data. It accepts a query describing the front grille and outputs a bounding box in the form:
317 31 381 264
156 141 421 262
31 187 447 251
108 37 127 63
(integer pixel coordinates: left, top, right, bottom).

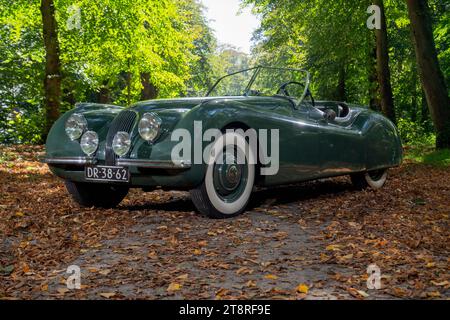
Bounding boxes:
105 110 137 165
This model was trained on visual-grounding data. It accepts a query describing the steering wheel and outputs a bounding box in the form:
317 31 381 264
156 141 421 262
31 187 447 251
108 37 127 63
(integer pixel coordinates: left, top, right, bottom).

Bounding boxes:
277 81 305 97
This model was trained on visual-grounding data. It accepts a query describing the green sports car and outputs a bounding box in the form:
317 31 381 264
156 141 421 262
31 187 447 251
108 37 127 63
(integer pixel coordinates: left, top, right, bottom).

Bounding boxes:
43 66 402 218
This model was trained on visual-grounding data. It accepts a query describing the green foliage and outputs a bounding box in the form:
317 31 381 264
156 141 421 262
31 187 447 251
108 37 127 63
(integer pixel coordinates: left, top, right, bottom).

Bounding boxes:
246 0 370 103
245 0 450 147
1 0 448 146
422 149 450 166
0 0 44 144
208 45 251 96
4 108 45 145
404 146 450 167
0 0 216 143
397 118 435 146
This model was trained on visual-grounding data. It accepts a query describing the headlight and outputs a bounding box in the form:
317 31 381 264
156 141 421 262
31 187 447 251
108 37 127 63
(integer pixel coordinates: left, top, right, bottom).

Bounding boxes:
65 113 87 140
80 131 99 156
112 131 131 157
138 113 161 142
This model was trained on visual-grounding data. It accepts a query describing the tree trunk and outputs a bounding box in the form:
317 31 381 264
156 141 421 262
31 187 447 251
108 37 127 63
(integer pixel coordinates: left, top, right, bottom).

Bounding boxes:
411 71 418 122
374 0 396 123
421 90 429 124
407 0 450 149
62 88 75 111
140 72 158 100
336 66 346 102
98 80 111 104
40 0 61 141
368 40 381 111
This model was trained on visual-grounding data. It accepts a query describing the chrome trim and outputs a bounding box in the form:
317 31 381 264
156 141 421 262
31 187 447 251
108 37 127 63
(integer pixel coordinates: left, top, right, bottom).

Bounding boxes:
42 157 191 169
41 157 97 165
116 159 191 169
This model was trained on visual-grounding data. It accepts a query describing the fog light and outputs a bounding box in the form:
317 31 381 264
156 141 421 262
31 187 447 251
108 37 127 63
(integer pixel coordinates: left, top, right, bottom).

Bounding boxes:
80 131 99 156
112 131 131 157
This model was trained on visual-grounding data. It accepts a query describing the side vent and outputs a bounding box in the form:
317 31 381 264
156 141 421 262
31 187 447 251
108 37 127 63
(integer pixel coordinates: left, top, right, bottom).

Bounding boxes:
105 110 137 165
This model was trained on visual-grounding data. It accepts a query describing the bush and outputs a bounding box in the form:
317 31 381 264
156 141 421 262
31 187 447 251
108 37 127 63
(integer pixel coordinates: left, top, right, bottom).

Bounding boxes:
397 118 435 147
0 105 44 144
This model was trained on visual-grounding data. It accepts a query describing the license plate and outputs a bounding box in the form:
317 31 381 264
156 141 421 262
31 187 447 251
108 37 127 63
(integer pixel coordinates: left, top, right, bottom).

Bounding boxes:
85 165 129 182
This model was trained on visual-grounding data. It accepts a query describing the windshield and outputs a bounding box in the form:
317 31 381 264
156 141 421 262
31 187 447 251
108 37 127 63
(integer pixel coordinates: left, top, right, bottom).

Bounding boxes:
206 66 311 105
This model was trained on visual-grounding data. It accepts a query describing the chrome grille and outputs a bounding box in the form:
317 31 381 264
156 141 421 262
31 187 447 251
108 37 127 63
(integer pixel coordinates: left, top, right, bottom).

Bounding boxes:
105 110 137 165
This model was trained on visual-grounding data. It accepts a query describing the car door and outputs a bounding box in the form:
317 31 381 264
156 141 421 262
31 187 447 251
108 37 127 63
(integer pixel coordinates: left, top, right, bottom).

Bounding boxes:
263 103 325 186
303 104 365 176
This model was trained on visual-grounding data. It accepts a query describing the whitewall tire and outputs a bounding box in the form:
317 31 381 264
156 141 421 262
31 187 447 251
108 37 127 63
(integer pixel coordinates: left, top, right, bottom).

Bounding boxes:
351 169 388 190
190 132 255 218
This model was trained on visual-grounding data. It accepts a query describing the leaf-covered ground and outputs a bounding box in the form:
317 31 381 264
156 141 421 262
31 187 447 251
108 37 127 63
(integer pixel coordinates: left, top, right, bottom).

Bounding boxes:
0 145 448 300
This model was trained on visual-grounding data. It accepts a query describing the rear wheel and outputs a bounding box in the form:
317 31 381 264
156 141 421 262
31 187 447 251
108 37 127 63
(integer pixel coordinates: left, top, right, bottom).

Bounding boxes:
190 132 255 219
351 169 388 190
65 180 129 208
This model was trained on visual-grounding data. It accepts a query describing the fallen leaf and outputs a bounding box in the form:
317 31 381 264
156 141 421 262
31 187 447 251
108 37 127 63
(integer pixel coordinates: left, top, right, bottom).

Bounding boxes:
22 263 30 274
264 274 278 280
236 267 253 275
296 283 309 294
245 280 256 287
57 288 69 295
339 253 354 261
347 288 368 299
326 244 342 251
177 274 189 280
99 269 111 276
218 263 230 270
215 288 229 298
99 292 116 298
198 240 208 247
356 290 369 298
426 291 441 298
391 287 410 298
167 282 182 292
430 280 448 287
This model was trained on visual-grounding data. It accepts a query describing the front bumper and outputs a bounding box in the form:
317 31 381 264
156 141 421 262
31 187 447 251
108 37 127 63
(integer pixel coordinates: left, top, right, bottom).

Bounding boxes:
42 157 191 169
42 156 199 189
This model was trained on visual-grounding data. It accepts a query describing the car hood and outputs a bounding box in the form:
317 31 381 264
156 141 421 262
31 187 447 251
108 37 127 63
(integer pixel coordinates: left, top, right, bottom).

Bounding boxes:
132 97 216 111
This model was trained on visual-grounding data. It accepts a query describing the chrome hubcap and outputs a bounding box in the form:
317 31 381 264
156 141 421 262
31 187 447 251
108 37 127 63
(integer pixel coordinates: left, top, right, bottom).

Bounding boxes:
214 150 244 197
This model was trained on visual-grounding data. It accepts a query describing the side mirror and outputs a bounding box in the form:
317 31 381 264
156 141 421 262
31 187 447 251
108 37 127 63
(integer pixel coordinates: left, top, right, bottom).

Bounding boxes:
323 109 336 122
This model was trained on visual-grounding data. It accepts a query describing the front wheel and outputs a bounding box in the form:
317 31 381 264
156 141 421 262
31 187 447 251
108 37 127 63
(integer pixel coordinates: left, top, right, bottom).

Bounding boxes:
351 169 388 190
65 180 129 208
190 132 255 219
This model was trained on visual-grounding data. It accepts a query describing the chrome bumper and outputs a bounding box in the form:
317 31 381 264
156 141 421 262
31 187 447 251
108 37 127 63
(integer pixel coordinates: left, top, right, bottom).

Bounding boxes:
116 159 191 169
42 157 191 169
42 157 97 165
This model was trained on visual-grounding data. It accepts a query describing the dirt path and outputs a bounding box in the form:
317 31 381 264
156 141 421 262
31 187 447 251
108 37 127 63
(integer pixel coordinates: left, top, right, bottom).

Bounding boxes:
0 145 449 299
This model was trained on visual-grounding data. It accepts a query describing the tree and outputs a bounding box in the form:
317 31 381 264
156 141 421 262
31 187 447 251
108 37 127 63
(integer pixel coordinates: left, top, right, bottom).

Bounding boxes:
1 0 215 143
374 0 396 123
246 0 373 103
40 0 61 140
406 0 450 149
